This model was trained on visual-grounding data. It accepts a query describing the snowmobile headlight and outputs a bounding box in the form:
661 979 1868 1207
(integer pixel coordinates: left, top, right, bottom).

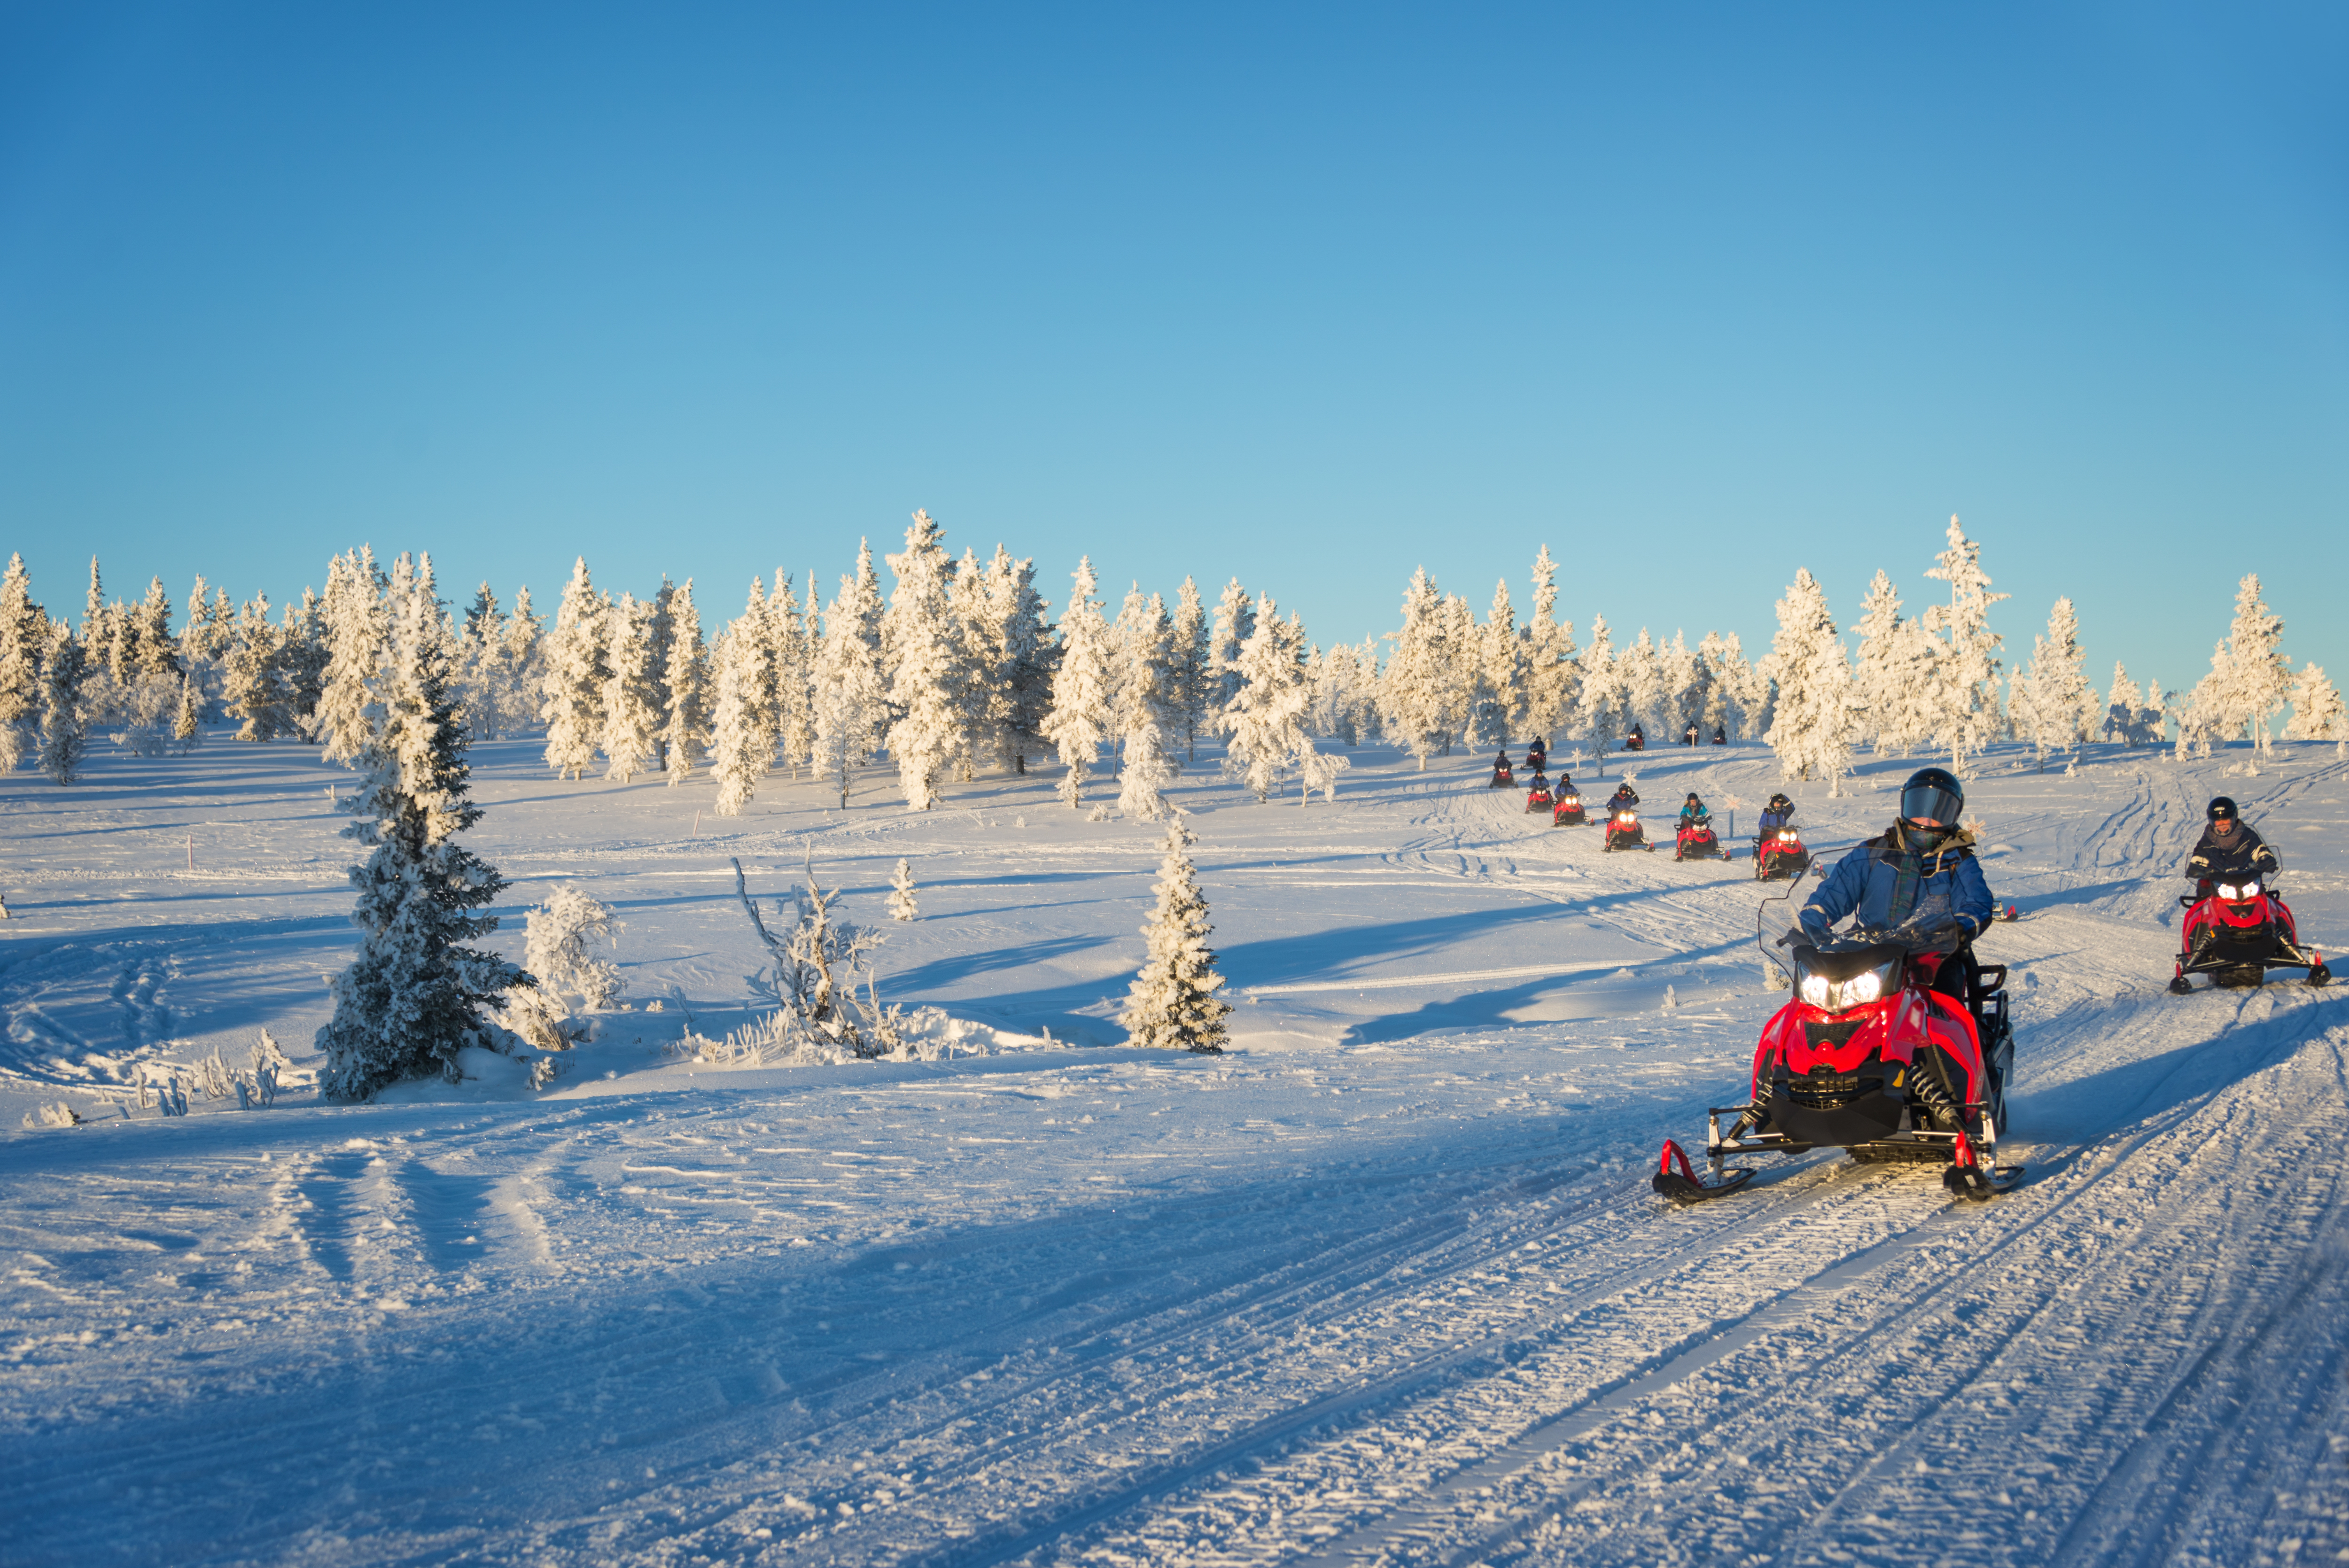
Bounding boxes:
1563 795 1579 806
1842 970 1882 1006
1779 830 1797 842
2241 879 2261 897
2217 883 2240 900
1799 975 1831 1008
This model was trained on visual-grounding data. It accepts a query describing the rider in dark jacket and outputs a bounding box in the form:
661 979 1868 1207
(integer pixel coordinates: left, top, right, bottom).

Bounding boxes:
1756 793 1795 837
2186 797 2279 891
1801 768 1994 1001
1525 739 1547 775
1606 782 1640 813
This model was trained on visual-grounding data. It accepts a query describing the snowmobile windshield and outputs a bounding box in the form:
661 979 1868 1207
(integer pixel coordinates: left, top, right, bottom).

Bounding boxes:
1899 777 1964 828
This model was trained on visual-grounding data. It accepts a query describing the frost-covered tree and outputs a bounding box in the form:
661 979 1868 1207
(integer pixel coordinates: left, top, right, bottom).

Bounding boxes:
523 885 623 1011
2285 664 2346 745
2011 598 2092 771
710 583 778 815
316 569 528 1102
2105 662 2152 746
881 512 969 810
1117 713 1179 820
0 555 40 772
37 620 86 784
1619 629 1669 744
984 546 1052 772
223 594 291 742
1170 576 1211 762
1119 818 1230 1054
277 588 329 734
1112 586 1178 760
1523 546 1577 745
503 583 544 711
1921 515 2009 773
540 557 608 780
1209 579 1254 710
1042 558 1114 808
317 548 389 765
600 592 662 783
1574 614 1627 768
1468 580 1522 748
810 572 889 808
954 549 1010 776
1379 568 1450 770
661 579 708 785
2184 573 2291 756
1223 596 1315 803
1764 568 1856 792
132 578 179 679
887 857 920 921
1308 639 1380 745
767 569 816 779
173 673 201 751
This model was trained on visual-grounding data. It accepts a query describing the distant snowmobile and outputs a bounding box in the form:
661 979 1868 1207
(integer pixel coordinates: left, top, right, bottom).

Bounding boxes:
1525 780 1556 813
1625 726 1646 752
1754 826 1811 881
1655 893 2019 1205
2170 877 2330 992
1488 752 1514 788
1552 788 1588 827
1674 820 1727 861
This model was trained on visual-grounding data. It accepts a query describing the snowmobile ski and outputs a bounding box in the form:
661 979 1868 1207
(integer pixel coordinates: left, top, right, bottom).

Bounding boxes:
1651 1138 1755 1204
1941 1131 2023 1201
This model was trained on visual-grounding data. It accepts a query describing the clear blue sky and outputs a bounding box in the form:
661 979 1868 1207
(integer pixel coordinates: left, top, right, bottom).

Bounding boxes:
3 3 2343 701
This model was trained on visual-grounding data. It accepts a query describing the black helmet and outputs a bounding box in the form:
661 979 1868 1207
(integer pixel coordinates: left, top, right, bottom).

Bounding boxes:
1686 792 1700 802
1900 767 1964 828
2208 796 2239 823
1768 792 1792 809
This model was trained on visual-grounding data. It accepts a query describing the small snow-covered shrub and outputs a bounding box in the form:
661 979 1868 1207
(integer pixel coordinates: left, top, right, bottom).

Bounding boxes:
195 1048 237 1102
21 1101 81 1128
730 854 905 1060
887 858 919 922
525 885 623 1010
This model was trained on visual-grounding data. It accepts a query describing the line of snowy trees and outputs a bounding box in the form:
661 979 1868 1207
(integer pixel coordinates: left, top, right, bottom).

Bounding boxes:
1756 516 2345 794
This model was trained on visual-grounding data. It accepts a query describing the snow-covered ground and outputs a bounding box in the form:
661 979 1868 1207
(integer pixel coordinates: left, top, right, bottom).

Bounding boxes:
4 734 2346 1566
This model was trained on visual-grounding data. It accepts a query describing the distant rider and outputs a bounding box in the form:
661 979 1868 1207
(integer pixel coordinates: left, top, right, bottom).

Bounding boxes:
1756 792 1796 840
1605 782 1640 814
1711 725 1727 745
2186 797 2279 895
1525 739 1547 775
1678 792 1711 830
1800 767 1994 1002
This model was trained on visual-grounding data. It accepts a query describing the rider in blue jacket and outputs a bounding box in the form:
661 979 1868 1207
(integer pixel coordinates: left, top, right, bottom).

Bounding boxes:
1801 768 1994 999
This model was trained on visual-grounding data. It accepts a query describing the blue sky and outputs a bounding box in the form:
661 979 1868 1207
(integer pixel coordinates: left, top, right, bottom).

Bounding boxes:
2 3 2343 700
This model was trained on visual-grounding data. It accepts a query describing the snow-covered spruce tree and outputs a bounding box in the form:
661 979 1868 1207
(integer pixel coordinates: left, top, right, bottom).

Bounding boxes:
1524 546 1577 746
0 554 39 772
1466 580 1520 749
710 588 778 815
1575 614 1625 768
1921 515 2009 774
2185 573 2291 757
661 578 708 784
522 885 623 1011
1378 567 1449 770
1435 593 1477 754
1209 579 1254 710
1620 629 1668 743
1042 557 1114 808
881 512 969 810
1120 818 1230 1053
1112 586 1178 763
1117 712 1179 820
540 557 608 781
1170 576 1210 762
2012 598 2092 771
985 546 1052 772
318 547 389 765
2284 665 2346 747
1851 570 1906 753
810 572 889 808
316 571 528 1101
224 593 291 742
278 588 329 735
503 583 544 712
173 673 201 752
1764 568 1856 792
2105 663 2144 746
887 858 919 921
38 619 87 784
133 578 180 679
766 569 815 780
1222 595 1312 803
599 592 662 782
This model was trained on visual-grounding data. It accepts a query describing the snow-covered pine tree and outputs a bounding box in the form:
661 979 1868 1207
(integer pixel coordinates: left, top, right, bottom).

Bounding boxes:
1120 817 1230 1053
37 619 86 784
647 578 679 744
1921 515 2009 773
983 546 1051 771
277 588 329 735
133 578 179 679
1222 594 1311 803
809 572 889 808
1764 568 1856 792
599 592 662 782
1468 580 1521 749
2185 573 2291 757
1117 712 1179 820
766 569 815 780
1170 576 1210 762
710 582 778 815
315 566 528 1101
1851 570 1906 753
540 557 609 780
1209 579 1254 709
1664 632 1706 744
2012 598 2091 771
453 583 509 739
1112 586 1177 760
1378 568 1449 770
2105 662 2145 745
224 594 291 742
949 549 1001 781
503 583 544 714
1042 558 1114 808
661 578 708 784
1619 629 1669 744
1523 546 1576 746
317 549 389 765
2284 664 2346 746
1435 594 1478 754
1575 613 1625 767
881 512 968 810
0 555 38 772
887 858 920 920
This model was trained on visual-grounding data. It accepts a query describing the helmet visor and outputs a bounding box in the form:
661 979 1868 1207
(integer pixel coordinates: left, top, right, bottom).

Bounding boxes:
1900 778 1963 827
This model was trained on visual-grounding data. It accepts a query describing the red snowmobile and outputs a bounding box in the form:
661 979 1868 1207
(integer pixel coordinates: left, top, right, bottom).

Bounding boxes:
2169 877 2330 993
1655 897 2019 1204
1673 820 1727 862
1525 780 1555 813
1489 761 1515 789
1624 727 1646 752
1552 789 1588 827
1603 807 1651 851
1754 827 1811 882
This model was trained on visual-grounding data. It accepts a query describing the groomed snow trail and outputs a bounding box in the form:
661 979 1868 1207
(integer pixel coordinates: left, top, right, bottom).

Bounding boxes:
1 739 2344 1565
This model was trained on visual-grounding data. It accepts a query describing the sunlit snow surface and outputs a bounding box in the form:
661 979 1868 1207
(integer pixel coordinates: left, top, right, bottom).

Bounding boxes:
3 736 2346 1566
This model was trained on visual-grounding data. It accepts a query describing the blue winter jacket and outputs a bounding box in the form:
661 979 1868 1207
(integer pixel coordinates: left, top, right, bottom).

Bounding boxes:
1800 823 1994 944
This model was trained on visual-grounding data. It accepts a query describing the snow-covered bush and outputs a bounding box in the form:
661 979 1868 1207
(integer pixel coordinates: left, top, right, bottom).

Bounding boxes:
887 858 920 921
731 854 904 1059
22 1101 81 1128
523 885 623 1011
1120 818 1231 1053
